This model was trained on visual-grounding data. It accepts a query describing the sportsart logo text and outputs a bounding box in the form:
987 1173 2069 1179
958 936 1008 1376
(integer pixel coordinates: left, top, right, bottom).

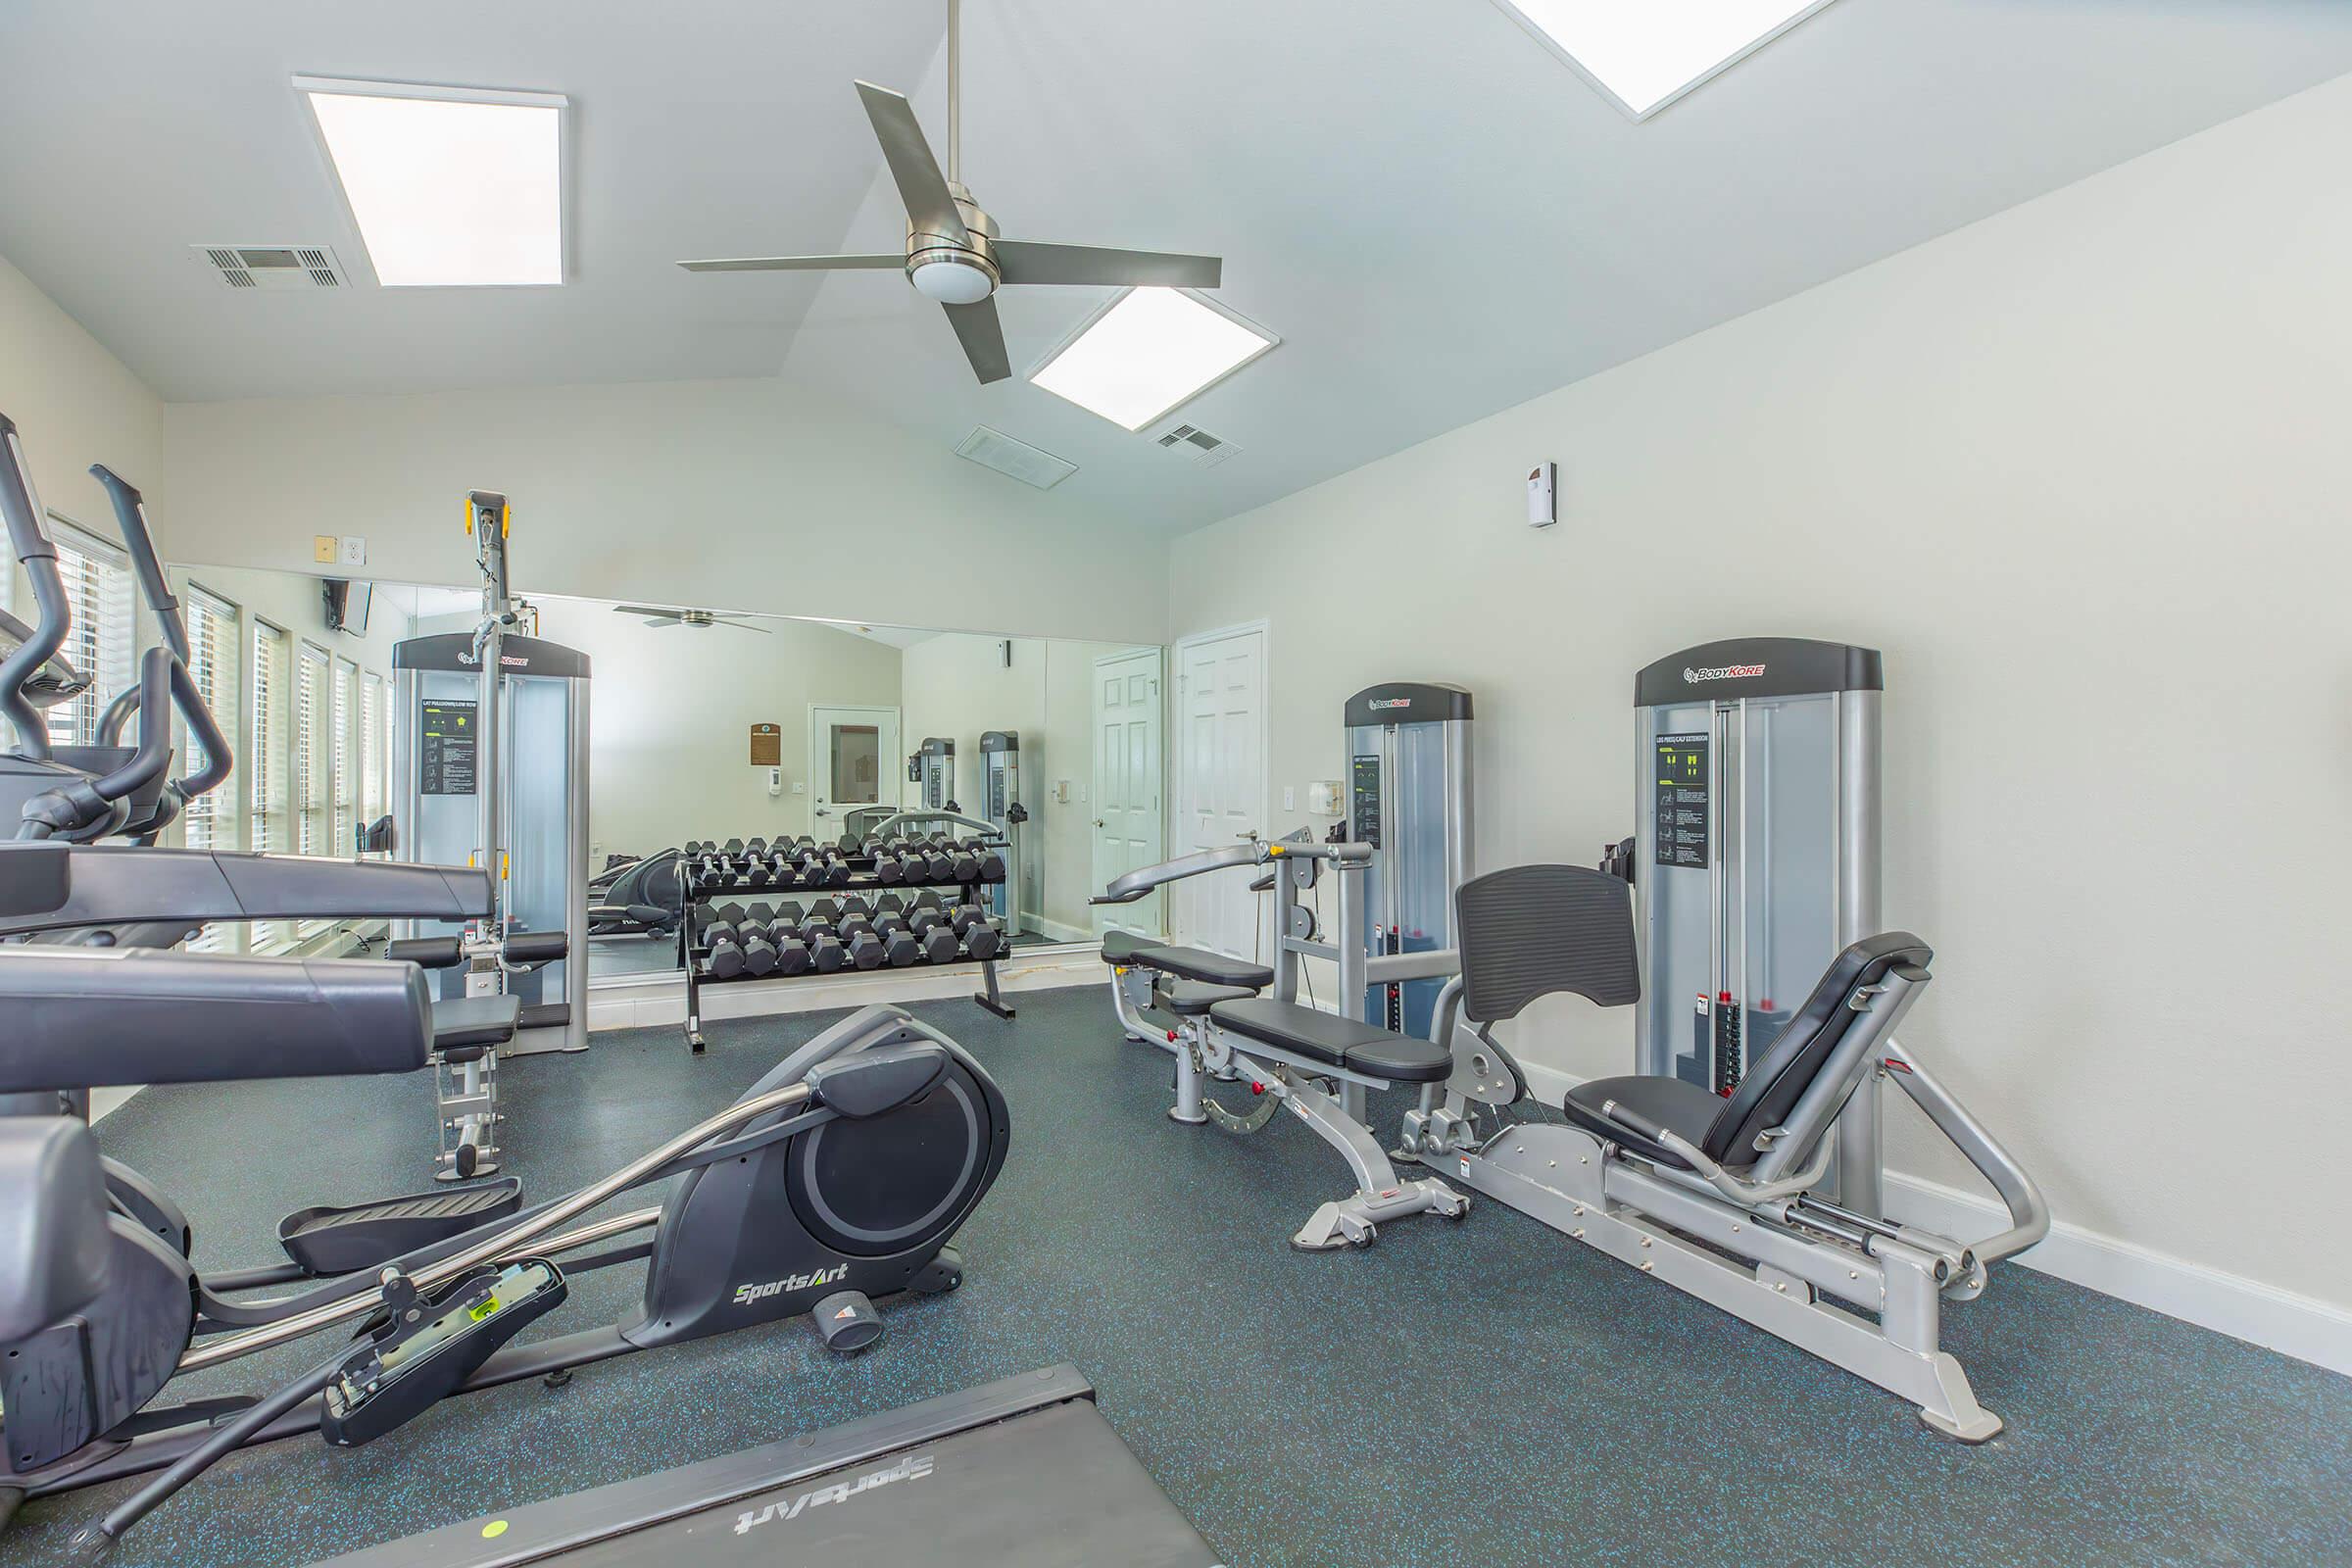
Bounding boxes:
732 1264 848 1305
1368 698 1412 710
733 1452 934 1536
1683 663 1765 684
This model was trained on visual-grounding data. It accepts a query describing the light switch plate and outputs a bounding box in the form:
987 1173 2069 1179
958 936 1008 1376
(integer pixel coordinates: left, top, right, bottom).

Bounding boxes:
313 534 337 564
339 535 368 566
1283 786 1297 811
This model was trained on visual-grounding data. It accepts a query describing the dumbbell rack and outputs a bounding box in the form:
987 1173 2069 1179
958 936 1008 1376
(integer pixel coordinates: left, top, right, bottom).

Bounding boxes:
674 834 1017 1053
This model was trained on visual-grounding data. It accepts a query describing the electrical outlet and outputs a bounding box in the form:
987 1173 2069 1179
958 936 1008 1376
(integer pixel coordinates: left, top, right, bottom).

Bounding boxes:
313 535 337 564
339 535 368 567
791 781 806 795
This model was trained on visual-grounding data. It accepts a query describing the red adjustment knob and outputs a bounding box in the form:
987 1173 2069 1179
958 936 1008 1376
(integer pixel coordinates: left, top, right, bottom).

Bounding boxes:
1166 1030 1178 1042
1250 1082 1265 1095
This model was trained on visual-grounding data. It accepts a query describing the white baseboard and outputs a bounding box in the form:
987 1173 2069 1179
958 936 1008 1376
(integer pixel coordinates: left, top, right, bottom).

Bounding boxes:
1516 1060 2352 1377
1028 915 1095 945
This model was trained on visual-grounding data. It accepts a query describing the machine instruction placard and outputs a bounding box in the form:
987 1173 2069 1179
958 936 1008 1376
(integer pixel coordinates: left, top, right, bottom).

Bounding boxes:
1349 755 1382 849
1653 733 1708 867
418 699 478 797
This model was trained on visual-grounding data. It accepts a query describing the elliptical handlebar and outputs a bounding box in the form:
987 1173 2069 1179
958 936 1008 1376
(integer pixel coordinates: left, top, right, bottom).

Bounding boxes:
78 465 231 834
88 465 188 664
0 412 70 762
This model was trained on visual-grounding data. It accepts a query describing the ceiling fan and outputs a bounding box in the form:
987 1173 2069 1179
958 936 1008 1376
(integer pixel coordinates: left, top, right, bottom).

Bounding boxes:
614 605 771 635
675 0 1222 384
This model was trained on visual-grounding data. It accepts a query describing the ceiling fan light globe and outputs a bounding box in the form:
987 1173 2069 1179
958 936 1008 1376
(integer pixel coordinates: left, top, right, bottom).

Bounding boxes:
908 256 995 305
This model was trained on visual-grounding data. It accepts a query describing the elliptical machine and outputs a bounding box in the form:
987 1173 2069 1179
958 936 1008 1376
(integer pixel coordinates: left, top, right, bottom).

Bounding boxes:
0 941 1009 1555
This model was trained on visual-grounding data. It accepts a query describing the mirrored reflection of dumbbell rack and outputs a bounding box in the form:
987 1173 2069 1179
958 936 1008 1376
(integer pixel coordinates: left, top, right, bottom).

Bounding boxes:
674 831 1017 1053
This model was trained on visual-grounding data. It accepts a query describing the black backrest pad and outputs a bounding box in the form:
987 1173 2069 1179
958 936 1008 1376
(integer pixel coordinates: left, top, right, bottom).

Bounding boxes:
1454 864 1640 1024
0 1116 113 1340
1701 932 1933 1165
0 947 434 1091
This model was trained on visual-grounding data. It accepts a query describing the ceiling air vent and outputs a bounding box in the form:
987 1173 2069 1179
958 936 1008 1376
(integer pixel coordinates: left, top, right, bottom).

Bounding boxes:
1153 422 1240 469
954 426 1077 491
192 245 348 291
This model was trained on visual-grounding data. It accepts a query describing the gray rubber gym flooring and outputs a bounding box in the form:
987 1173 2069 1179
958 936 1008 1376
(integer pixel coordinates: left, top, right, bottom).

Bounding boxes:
12 984 2349 1567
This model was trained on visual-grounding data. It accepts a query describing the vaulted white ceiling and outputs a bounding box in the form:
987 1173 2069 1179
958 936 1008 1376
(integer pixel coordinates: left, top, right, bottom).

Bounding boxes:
2 0 2347 535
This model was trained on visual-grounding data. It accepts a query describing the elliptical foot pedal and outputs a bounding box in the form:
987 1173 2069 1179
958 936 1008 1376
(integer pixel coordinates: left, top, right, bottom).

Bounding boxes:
811 1291 884 1353
278 1177 524 1277
322 1258 566 1446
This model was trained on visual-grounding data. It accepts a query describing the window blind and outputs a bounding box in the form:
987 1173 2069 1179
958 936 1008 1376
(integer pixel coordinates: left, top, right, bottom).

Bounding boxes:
294 643 329 857
46 519 134 749
181 586 240 855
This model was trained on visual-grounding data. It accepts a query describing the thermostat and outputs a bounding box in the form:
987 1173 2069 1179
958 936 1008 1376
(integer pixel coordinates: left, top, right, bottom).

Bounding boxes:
1527 462 1557 528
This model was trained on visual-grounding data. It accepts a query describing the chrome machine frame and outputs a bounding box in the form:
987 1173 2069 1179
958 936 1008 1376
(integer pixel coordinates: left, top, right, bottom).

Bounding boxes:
392 493 591 1178
979 729 1025 932
1345 683 1473 1039
1633 639 1885 1212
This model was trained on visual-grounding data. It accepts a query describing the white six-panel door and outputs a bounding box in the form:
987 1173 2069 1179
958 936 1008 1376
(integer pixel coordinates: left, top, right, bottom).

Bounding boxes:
1092 647 1165 939
1173 624 1265 959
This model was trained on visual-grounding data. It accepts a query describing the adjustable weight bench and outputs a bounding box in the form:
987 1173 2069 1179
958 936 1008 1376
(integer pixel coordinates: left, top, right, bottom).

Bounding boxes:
1177 991 1467 1250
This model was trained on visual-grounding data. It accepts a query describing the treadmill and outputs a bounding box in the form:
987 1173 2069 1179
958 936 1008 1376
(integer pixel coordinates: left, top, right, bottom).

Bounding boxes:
309 1365 1223 1568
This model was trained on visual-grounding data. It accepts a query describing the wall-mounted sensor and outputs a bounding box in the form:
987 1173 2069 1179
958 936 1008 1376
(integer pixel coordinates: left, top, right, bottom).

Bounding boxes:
1527 462 1557 528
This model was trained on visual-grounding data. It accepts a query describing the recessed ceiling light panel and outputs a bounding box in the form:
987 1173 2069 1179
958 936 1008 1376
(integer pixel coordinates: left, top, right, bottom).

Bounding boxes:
295 75 566 287
1492 0 1839 120
1029 288 1277 432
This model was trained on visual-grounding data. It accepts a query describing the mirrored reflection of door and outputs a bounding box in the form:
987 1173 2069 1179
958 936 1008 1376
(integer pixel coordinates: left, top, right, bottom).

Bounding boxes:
808 705 900 842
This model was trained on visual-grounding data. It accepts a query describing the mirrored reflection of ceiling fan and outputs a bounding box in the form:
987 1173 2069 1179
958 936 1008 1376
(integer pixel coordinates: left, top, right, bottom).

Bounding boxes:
675 0 1222 384
614 605 771 635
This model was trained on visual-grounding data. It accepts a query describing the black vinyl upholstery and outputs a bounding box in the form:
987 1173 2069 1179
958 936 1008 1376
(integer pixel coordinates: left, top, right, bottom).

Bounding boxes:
1560 932 1933 1173
1101 929 1155 965
431 994 522 1052
1700 932 1931 1166
1561 1075 1725 1170
1156 980 1255 1017
0 946 435 1090
1133 945 1275 992
1454 864 1639 1023
1208 998 1451 1083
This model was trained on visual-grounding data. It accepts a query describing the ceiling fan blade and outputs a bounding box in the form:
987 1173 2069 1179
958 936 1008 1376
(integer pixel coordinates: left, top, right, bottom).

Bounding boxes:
612 605 681 619
677 254 904 273
641 618 679 628
854 80 969 244
943 297 1011 383
713 617 773 634
994 240 1222 290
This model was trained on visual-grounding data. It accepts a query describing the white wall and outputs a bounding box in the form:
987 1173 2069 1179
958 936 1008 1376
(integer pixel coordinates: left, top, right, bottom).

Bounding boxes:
0 251 163 546
518 598 901 858
1167 75 2352 1312
157 378 1165 647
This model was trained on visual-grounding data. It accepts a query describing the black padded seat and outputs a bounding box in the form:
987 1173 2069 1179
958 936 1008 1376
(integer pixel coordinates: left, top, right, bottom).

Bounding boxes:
1207 998 1451 1084
1156 980 1255 1017
431 994 521 1062
1101 929 1155 965
1561 1075 1726 1171
1134 945 1275 992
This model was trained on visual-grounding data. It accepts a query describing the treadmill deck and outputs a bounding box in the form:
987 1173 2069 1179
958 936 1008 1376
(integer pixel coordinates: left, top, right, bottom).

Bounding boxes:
308 1365 1221 1567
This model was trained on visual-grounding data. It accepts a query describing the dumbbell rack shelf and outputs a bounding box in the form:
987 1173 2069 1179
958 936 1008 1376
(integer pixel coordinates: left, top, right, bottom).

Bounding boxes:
675 862 1016 1054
